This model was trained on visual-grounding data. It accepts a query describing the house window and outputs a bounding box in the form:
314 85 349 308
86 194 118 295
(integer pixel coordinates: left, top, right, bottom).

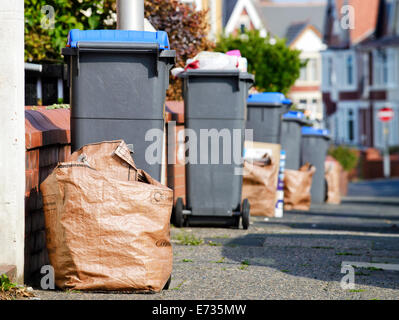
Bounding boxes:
348 109 355 142
346 55 354 85
336 105 358 145
324 56 333 87
299 63 307 81
308 59 318 81
300 58 319 82
374 49 397 86
240 24 245 34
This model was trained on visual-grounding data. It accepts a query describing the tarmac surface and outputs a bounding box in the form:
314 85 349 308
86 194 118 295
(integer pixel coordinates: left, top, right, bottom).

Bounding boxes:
32 179 399 300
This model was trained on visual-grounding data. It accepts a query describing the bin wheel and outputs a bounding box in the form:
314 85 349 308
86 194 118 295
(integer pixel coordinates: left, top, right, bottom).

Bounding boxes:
163 275 172 290
233 215 240 229
241 199 250 230
324 178 328 202
174 198 184 228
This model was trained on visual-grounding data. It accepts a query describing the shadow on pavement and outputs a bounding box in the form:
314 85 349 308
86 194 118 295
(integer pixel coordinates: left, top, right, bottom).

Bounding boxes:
256 219 399 234
217 232 399 291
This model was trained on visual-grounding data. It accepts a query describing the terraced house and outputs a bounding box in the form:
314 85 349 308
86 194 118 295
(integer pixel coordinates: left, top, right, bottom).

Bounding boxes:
323 0 399 148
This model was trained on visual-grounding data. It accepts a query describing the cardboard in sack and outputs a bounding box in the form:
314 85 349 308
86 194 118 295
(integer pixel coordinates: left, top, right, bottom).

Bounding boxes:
241 141 281 217
40 140 173 292
284 163 315 211
325 158 342 204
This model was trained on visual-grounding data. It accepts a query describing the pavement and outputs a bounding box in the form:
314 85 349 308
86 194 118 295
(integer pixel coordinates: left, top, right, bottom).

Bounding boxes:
32 179 399 300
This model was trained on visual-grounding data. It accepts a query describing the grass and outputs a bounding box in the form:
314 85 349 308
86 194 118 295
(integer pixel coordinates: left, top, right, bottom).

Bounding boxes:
281 270 290 273
366 267 384 271
207 241 222 247
214 235 230 239
0 275 16 292
174 232 203 246
335 252 360 256
0 275 35 300
311 246 334 249
213 257 225 264
46 104 70 110
66 289 81 294
239 260 250 270
182 259 193 263
349 289 366 293
355 271 370 276
171 281 186 291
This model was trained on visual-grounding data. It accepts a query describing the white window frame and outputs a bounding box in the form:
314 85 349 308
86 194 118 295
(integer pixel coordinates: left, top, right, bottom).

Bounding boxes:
339 51 357 91
335 101 368 145
321 51 334 91
372 48 398 89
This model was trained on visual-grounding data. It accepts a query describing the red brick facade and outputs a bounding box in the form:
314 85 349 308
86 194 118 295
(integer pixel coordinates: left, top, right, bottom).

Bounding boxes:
25 106 71 283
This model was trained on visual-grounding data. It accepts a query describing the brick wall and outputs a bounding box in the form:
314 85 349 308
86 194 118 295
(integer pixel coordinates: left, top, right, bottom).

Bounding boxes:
357 148 399 180
25 106 71 284
165 101 186 205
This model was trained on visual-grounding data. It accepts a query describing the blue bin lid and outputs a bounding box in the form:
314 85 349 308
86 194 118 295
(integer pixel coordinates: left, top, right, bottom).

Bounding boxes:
67 29 170 50
283 111 305 120
302 126 330 137
247 92 292 106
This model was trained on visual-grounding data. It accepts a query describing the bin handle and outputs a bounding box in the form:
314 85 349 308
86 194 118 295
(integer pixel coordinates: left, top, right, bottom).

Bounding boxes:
182 70 241 91
76 42 161 76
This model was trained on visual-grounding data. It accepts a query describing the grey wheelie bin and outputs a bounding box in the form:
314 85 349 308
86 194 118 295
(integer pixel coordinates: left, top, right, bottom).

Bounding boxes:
281 111 309 170
246 92 292 144
301 127 331 204
175 70 254 229
62 29 176 181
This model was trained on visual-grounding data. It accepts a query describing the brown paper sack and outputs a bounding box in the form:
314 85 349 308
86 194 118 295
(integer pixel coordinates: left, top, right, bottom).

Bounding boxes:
325 160 342 204
40 140 173 292
241 156 279 217
284 163 316 211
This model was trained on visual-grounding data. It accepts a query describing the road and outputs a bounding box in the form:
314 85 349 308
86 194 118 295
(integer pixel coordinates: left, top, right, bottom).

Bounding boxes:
33 180 399 300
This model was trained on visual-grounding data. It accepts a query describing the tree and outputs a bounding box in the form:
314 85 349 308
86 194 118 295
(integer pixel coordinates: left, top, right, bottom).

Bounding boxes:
144 0 214 100
215 30 304 95
24 0 115 63
24 0 213 99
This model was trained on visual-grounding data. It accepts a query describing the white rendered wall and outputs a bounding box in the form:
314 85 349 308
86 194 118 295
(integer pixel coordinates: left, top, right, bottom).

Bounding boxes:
0 0 25 283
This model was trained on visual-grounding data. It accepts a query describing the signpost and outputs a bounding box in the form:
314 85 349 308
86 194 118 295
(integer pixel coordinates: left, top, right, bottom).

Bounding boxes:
377 107 394 178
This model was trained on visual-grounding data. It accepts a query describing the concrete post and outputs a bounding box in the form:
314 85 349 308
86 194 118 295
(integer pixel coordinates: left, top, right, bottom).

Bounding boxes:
0 0 25 283
117 0 144 31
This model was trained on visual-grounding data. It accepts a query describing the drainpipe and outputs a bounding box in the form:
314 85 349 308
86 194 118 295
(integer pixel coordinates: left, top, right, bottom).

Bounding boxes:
117 0 144 31
0 0 25 284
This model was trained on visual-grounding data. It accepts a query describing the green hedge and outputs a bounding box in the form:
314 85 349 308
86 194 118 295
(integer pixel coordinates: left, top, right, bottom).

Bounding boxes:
328 145 359 172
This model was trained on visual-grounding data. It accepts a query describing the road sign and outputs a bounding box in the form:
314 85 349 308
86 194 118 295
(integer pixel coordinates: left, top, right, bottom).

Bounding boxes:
378 107 394 122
